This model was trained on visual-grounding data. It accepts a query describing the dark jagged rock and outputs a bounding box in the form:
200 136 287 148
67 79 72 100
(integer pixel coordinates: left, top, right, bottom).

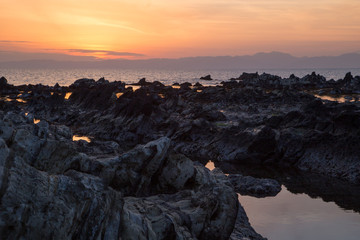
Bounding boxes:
69 84 118 109
132 77 152 86
337 72 360 93
299 71 327 87
211 125 278 164
180 82 192 90
221 80 241 88
97 77 109 85
238 72 259 81
180 82 192 87
200 74 212 80
237 71 329 89
54 82 60 89
0 111 240 239
194 82 203 87
70 78 96 88
344 72 353 82
19 76 360 184
289 73 298 79
228 174 281 197
3 71 360 238
0 76 8 87
0 76 14 93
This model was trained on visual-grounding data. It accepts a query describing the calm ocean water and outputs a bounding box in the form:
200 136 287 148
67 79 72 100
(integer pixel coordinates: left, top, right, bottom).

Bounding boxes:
1 68 360 86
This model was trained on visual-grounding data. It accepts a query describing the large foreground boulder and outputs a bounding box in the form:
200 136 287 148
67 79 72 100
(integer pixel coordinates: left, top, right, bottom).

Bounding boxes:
0 111 241 239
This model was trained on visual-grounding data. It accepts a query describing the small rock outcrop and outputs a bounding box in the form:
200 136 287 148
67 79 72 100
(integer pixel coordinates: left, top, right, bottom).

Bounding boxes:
228 174 281 197
70 78 96 88
200 75 212 80
0 76 8 87
133 77 151 86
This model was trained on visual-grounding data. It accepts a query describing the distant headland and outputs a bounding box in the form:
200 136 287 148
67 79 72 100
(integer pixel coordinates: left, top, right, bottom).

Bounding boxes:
1 51 360 69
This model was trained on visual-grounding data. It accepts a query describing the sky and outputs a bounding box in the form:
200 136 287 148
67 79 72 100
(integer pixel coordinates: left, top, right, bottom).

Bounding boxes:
0 0 360 60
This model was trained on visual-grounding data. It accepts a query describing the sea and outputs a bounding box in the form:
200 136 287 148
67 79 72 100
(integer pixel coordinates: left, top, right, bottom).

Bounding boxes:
1 67 360 86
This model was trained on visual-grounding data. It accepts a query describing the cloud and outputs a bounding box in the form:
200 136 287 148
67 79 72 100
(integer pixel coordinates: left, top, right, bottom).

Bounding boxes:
0 40 32 43
55 13 146 34
66 49 145 57
0 50 97 62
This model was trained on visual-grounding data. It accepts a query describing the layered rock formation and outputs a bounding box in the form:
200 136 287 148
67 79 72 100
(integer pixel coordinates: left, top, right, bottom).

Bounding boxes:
0 110 251 239
2 72 359 185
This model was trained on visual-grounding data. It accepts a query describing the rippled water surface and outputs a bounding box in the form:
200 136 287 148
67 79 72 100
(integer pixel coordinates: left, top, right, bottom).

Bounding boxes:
1 68 360 86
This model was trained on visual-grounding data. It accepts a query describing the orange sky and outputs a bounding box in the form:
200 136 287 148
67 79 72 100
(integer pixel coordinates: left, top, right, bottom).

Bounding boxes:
1 0 360 60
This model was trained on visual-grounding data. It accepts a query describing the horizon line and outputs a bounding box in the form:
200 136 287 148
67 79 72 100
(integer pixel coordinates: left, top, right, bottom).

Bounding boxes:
1 51 360 63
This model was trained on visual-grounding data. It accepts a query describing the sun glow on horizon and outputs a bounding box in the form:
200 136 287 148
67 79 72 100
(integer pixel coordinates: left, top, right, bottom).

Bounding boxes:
0 0 360 60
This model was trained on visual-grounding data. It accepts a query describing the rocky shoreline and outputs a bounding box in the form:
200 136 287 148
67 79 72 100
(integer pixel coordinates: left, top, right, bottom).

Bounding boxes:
1 71 360 239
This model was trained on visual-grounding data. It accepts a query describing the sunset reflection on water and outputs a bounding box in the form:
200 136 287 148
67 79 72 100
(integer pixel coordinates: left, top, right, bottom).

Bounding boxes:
64 92 72 100
72 135 91 143
116 92 123 98
205 160 215 171
314 94 357 103
238 186 360 240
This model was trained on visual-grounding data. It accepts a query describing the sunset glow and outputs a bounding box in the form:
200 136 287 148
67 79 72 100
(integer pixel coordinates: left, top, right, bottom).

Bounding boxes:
1 0 360 59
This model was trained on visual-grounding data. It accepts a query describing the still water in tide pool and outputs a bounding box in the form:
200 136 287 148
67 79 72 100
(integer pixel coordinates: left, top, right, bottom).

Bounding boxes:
205 161 360 240
238 186 360 240
1 68 360 86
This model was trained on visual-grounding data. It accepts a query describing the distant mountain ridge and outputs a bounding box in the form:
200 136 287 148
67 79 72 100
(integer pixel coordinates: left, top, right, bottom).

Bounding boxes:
1 52 360 69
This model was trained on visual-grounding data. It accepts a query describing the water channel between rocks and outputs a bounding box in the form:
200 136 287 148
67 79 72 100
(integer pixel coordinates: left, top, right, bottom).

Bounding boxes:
205 161 360 240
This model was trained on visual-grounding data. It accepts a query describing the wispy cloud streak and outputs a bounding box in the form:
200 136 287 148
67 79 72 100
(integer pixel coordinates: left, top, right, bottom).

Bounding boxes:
0 40 32 43
67 49 145 57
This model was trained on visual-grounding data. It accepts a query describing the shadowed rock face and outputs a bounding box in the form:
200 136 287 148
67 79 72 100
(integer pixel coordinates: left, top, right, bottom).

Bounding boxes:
228 174 281 198
0 110 251 240
0 77 8 87
6 73 359 186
